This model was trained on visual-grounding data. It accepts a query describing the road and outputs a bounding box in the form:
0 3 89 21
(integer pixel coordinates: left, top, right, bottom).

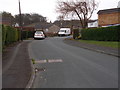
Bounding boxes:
28 37 118 88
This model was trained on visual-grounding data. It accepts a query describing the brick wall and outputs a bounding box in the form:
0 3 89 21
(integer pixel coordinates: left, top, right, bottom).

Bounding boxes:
98 12 120 26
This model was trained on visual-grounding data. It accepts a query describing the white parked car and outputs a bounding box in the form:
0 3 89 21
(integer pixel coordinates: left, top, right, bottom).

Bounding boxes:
34 31 45 39
58 28 71 36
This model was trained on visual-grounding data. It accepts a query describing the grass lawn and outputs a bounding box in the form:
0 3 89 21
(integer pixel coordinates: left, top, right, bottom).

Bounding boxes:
78 40 119 49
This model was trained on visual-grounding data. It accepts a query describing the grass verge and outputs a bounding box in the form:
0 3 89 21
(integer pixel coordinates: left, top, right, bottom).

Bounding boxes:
78 40 119 48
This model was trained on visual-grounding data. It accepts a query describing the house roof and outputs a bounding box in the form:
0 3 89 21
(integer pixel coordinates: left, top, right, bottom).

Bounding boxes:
88 20 98 23
25 22 39 27
97 8 120 14
35 23 53 29
53 20 82 28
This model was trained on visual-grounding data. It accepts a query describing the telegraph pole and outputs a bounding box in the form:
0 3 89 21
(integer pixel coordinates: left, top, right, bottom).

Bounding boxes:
19 0 23 41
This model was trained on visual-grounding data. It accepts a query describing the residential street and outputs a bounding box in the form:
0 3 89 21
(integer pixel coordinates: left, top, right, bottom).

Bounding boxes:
29 37 118 88
1 0 120 89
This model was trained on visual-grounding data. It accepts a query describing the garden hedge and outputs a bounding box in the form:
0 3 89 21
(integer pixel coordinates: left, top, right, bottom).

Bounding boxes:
22 30 35 39
2 24 35 49
2 25 20 49
81 25 120 41
73 29 80 39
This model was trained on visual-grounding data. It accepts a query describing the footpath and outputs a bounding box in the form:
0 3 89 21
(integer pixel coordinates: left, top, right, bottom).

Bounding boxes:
2 40 32 88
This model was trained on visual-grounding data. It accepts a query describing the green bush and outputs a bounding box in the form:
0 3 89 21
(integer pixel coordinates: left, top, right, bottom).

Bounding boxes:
2 25 7 47
2 25 20 48
22 31 34 39
81 25 119 41
27 31 35 38
73 29 80 39
2 25 35 49
0 25 2 51
22 31 27 39
5 26 18 44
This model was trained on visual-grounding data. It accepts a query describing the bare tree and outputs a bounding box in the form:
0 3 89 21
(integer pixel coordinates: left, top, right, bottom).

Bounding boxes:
56 0 98 28
57 15 64 21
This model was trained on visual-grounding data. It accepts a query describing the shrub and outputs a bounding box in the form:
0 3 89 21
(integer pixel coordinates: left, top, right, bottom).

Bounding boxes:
27 31 35 38
5 26 18 44
2 25 35 49
2 25 7 47
81 25 119 41
73 29 80 39
2 25 20 48
22 31 35 39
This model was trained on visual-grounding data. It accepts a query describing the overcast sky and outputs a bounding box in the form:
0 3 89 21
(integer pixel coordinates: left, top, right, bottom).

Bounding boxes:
0 0 119 22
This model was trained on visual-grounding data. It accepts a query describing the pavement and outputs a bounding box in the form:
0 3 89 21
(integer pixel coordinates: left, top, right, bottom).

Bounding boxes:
2 37 119 89
2 40 33 89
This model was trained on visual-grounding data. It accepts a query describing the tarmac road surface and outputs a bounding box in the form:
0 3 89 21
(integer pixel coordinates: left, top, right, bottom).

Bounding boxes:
28 37 118 88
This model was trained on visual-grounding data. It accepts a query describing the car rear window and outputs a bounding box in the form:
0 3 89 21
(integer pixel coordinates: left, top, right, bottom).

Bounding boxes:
35 31 43 34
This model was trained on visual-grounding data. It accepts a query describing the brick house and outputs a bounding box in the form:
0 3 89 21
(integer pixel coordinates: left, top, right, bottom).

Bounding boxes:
97 8 120 27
